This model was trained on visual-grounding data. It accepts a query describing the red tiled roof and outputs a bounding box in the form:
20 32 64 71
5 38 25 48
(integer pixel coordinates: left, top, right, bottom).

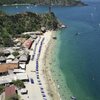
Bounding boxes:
5 85 16 97
0 63 18 73
23 39 33 49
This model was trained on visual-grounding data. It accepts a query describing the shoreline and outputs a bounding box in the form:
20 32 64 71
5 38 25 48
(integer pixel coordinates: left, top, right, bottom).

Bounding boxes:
41 30 61 100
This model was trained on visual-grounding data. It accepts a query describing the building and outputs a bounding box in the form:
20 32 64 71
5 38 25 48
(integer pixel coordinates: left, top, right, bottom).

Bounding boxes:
6 54 15 63
19 54 30 64
22 38 33 49
0 63 18 75
0 56 6 63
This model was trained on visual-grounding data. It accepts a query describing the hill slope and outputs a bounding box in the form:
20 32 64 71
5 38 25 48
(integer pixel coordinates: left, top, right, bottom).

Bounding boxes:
0 12 59 47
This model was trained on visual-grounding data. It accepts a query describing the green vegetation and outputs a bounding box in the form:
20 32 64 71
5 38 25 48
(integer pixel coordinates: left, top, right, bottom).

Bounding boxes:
6 94 20 100
12 51 19 57
0 0 85 6
12 80 25 89
0 84 4 94
21 34 31 39
0 12 59 47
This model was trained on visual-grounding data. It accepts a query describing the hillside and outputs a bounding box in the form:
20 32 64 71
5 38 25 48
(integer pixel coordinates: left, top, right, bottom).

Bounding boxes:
0 0 86 6
0 12 59 47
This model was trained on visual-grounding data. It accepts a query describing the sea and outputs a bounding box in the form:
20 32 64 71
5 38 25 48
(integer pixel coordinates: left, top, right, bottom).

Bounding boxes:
0 0 100 100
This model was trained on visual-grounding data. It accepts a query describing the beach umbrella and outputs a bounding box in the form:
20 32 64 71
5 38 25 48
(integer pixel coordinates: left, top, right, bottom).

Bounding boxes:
37 76 39 79
42 94 46 97
40 87 43 90
39 83 42 85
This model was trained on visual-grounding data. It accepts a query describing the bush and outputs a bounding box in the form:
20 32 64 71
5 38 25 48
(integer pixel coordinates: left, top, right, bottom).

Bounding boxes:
0 85 4 94
6 94 20 100
12 80 25 89
12 52 19 57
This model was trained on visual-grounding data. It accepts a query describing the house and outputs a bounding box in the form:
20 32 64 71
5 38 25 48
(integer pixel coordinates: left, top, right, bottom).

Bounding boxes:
19 54 30 64
6 54 15 63
0 73 28 85
5 85 17 99
22 31 43 35
22 38 33 49
3 50 10 56
0 56 6 63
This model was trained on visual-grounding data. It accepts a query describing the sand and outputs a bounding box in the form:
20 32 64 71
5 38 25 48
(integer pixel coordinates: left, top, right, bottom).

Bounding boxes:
39 30 61 100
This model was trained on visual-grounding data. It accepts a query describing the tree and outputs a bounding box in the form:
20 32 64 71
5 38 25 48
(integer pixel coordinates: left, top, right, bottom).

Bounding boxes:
0 85 4 94
12 80 25 89
6 94 20 100
12 52 19 57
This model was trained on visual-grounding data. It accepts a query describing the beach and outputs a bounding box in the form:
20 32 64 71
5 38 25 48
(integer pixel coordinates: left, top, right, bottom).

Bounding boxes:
39 30 61 100
20 30 60 100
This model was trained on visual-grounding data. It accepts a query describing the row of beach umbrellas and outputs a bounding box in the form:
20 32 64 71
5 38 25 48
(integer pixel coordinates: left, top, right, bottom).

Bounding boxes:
35 37 47 100
31 37 41 60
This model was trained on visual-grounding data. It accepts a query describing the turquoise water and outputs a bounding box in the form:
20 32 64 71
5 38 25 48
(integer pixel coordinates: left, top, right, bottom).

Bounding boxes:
1 1 100 99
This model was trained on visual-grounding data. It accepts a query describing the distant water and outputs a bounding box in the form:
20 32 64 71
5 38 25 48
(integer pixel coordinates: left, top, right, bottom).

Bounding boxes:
1 1 100 100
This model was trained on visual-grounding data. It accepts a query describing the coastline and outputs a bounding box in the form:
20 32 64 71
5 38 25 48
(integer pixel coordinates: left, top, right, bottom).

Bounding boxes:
41 30 61 100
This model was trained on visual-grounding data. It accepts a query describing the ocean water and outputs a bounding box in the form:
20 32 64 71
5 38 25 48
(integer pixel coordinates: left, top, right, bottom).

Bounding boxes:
1 1 100 100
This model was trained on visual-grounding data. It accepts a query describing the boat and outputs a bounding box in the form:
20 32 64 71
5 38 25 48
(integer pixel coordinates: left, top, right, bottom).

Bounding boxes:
90 13 93 17
70 96 77 100
16 6 18 9
75 32 80 36
98 23 100 27
26 6 29 9
34 5 37 7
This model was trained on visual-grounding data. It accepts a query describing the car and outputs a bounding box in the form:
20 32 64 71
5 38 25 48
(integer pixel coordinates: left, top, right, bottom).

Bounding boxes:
30 78 34 84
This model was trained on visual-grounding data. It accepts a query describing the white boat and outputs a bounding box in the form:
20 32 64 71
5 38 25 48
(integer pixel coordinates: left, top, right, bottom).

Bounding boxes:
26 6 30 9
70 96 77 100
16 6 18 8
90 13 93 16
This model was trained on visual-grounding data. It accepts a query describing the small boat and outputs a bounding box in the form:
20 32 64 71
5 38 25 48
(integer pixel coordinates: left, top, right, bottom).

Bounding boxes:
34 5 37 7
16 6 18 8
90 13 93 17
75 32 80 36
26 6 29 9
70 96 77 100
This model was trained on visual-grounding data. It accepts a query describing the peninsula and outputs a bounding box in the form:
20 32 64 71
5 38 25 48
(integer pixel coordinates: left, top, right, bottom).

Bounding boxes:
0 0 86 6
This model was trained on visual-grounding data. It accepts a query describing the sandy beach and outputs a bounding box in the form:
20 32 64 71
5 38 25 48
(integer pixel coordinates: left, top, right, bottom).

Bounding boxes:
39 30 61 100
